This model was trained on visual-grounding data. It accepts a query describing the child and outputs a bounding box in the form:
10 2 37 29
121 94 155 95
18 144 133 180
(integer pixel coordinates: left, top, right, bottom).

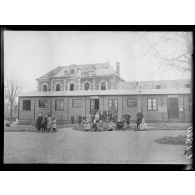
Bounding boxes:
51 115 56 132
108 120 116 131
139 118 147 131
97 120 103 131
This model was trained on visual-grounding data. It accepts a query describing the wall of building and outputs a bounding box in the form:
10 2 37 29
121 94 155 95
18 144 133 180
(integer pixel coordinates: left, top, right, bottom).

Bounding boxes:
18 94 192 124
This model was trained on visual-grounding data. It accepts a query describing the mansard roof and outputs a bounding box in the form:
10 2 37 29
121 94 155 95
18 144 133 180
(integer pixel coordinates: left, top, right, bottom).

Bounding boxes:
37 62 120 80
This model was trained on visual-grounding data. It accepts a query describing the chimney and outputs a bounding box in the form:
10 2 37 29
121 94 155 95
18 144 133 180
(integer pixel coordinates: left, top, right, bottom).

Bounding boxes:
116 61 120 76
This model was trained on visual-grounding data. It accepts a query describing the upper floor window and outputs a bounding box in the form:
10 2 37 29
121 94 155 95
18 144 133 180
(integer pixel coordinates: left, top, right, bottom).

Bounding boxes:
56 84 60 91
43 85 47 91
101 82 106 90
70 83 74 91
147 98 157 111
84 82 90 90
23 100 31 111
156 85 161 89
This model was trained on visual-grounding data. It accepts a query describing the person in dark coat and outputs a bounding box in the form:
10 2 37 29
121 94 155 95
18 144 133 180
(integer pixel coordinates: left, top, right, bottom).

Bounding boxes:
36 114 42 132
136 110 143 130
125 112 131 128
102 110 107 122
78 115 82 125
41 113 47 132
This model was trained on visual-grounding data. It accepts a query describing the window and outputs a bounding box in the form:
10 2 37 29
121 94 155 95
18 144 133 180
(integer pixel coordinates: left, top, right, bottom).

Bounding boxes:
84 83 90 90
189 98 192 110
55 99 64 111
56 84 60 91
186 84 190 88
23 100 31 111
39 100 48 108
43 85 47 91
101 82 106 90
72 99 81 108
71 69 74 74
127 98 137 107
156 85 161 89
147 98 157 111
70 83 74 91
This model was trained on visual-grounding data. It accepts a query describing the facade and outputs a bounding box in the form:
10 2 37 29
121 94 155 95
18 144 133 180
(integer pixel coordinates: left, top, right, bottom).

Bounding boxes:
36 62 123 92
18 62 192 124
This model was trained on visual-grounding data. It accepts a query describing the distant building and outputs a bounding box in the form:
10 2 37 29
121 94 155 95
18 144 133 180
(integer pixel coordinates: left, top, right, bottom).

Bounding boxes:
18 62 192 124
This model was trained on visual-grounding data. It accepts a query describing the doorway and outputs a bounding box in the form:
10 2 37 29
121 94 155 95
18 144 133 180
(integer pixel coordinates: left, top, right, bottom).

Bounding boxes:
168 98 179 121
108 99 118 119
90 99 99 115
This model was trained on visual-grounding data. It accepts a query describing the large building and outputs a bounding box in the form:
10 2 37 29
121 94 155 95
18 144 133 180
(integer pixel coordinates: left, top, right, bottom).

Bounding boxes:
18 62 192 124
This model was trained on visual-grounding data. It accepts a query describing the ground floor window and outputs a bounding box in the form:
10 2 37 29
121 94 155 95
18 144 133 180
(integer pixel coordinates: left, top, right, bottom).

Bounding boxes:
23 100 31 111
127 98 137 107
39 100 48 108
72 99 81 108
147 98 157 110
55 99 64 111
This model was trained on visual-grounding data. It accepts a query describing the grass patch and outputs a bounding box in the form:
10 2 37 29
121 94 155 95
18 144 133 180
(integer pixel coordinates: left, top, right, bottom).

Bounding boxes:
155 135 186 145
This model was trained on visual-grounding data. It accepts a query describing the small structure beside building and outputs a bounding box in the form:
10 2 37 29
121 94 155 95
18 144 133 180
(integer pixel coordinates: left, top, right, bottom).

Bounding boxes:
18 62 192 124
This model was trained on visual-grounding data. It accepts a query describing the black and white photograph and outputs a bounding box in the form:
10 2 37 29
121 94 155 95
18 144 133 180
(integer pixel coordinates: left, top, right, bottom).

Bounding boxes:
2 29 193 167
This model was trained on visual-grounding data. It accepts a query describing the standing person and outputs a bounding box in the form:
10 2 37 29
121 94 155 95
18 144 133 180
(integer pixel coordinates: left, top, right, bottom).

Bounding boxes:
117 117 123 130
42 114 48 132
78 115 82 125
125 111 131 129
136 110 143 130
51 115 57 132
95 110 100 123
102 110 107 122
40 114 45 132
47 114 52 132
36 114 42 132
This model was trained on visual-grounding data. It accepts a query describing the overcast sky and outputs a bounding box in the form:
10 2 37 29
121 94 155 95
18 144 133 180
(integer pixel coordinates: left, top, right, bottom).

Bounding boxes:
4 31 191 92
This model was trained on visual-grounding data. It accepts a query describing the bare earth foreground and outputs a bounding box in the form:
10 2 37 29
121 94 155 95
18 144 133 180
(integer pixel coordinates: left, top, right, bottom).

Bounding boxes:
4 128 191 164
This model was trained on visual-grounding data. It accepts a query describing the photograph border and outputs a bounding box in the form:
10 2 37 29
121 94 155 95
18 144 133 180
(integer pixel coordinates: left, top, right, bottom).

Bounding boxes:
0 25 194 171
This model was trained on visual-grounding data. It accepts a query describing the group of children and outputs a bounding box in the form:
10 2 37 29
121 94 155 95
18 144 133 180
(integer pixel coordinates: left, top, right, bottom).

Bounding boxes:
36 113 56 132
80 110 132 131
80 110 147 131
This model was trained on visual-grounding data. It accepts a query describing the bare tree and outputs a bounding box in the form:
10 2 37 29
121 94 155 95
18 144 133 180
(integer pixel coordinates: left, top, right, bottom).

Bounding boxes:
136 32 192 74
4 75 25 122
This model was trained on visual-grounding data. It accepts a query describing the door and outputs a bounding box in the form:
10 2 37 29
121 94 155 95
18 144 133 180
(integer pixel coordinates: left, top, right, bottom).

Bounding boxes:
90 99 99 115
168 98 179 121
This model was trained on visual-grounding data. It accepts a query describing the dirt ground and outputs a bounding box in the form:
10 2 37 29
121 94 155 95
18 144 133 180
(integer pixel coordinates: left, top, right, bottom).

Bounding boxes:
4 127 192 164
